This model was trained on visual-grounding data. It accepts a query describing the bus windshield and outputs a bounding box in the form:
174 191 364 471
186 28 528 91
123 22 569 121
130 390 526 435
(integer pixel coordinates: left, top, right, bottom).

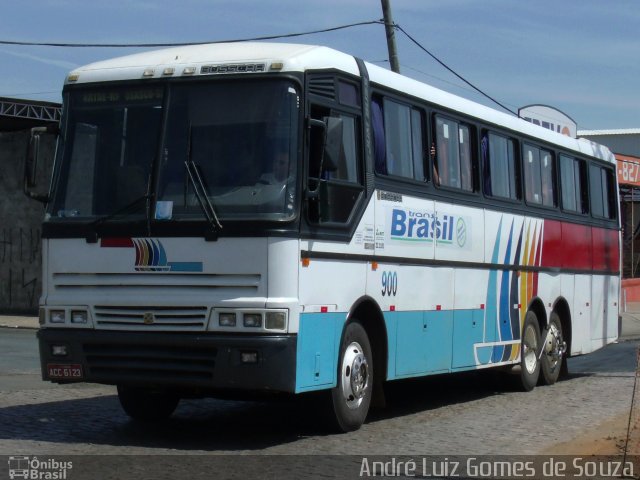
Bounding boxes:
51 85 163 219
49 79 300 223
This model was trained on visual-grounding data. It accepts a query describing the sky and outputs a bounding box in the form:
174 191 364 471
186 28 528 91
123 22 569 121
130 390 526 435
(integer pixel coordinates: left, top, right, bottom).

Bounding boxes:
0 0 638 131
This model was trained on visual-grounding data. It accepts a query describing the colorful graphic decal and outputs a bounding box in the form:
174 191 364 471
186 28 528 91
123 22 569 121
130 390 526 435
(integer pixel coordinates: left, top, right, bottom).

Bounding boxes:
100 237 203 272
475 218 542 366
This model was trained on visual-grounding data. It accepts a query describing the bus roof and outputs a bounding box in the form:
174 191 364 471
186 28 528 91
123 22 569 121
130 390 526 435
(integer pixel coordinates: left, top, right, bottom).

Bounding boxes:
67 42 614 164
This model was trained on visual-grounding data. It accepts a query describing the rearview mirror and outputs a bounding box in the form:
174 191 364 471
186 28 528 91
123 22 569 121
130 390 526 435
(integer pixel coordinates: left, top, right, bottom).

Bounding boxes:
24 124 58 203
322 116 343 174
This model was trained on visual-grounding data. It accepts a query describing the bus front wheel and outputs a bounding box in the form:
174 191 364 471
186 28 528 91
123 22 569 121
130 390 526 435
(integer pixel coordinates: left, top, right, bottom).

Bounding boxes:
117 385 179 421
331 321 373 432
519 311 541 391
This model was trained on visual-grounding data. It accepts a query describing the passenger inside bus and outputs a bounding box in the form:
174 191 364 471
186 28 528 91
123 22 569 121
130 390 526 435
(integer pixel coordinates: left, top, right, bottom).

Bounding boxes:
259 149 292 186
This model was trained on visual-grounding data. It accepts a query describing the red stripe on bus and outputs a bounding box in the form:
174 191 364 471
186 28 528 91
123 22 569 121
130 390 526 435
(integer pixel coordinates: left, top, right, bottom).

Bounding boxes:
100 237 134 248
542 220 618 273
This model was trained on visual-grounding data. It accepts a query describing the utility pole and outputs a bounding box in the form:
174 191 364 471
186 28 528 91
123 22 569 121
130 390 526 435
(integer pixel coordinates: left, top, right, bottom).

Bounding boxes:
381 0 400 73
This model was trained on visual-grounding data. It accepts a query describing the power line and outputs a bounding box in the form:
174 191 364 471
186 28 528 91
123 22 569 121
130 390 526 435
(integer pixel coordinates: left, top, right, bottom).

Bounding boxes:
398 62 524 111
399 63 485 96
2 91 59 97
374 59 483 97
393 24 518 116
0 20 384 48
0 18 516 119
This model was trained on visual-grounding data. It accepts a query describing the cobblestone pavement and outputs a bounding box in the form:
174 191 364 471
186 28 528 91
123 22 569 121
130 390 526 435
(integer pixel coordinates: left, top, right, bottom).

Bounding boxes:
0 367 635 457
2 328 639 479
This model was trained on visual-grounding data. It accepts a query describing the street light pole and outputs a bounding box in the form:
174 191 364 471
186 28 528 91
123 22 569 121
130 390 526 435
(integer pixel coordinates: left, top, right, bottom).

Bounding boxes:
381 0 400 73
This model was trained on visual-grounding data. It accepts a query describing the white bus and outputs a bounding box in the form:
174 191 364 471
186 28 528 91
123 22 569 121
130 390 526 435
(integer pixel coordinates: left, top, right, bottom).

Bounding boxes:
30 42 620 432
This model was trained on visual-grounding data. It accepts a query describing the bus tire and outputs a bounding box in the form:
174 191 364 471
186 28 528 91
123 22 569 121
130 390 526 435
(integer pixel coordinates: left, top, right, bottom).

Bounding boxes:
519 311 541 391
117 385 179 421
331 321 373 432
540 312 564 385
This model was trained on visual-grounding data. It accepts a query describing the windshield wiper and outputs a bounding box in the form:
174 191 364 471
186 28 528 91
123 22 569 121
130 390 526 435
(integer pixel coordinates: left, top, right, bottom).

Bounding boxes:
184 160 222 241
85 193 151 243
184 127 222 241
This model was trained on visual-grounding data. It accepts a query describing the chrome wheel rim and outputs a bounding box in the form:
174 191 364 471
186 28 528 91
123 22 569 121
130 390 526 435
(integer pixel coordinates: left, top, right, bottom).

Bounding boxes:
544 323 562 371
523 324 539 375
340 341 369 410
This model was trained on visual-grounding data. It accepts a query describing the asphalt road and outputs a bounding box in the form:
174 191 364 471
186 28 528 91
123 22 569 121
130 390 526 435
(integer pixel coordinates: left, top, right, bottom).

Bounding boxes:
0 330 46 391
0 330 40 372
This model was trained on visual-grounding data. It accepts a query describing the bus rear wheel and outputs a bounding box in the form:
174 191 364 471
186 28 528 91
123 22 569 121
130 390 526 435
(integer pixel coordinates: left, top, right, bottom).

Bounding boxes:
117 385 180 421
519 311 541 391
540 312 565 385
330 321 373 432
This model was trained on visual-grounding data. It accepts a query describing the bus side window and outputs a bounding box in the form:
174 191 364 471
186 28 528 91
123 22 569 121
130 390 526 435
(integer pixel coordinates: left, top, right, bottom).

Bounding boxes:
375 97 425 182
434 115 473 191
590 164 616 219
307 106 363 224
483 131 519 200
459 125 472 191
434 116 453 186
540 150 556 207
523 144 555 207
560 154 577 212
329 114 358 183
560 154 588 214
523 144 541 204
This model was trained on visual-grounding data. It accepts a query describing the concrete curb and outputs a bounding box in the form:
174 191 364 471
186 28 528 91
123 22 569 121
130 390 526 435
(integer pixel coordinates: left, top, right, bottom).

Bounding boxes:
0 316 39 330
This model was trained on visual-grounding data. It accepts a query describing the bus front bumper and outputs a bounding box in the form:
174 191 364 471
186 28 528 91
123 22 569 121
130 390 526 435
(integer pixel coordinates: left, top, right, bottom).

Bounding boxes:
38 328 297 393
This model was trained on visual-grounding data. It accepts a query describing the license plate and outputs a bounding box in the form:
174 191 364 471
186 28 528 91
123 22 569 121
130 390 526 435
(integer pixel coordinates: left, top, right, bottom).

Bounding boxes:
47 363 83 379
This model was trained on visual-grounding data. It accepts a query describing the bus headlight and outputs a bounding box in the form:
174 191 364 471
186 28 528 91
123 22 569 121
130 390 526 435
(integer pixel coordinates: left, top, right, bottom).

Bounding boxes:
210 308 289 332
243 313 262 328
265 312 287 331
219 312 237 327
50 310 66 324
71 310 88 324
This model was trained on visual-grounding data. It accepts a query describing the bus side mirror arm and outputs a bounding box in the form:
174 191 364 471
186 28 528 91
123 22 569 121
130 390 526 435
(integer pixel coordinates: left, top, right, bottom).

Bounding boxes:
23 125 58 204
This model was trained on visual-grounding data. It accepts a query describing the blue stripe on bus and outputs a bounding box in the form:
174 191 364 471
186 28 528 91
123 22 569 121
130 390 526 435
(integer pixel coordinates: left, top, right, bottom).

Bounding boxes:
295 312 344 393
483 219 502 365
506 223 525 361
495 220 515 362
167 261 204 272
295 306 518 392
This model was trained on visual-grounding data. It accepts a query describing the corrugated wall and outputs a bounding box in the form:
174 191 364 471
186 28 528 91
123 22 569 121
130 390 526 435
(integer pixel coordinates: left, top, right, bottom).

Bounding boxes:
0 131 55 313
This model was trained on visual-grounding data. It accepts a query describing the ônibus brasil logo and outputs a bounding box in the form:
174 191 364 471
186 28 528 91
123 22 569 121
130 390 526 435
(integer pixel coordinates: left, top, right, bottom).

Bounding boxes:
8 456 72 479
390 208 467 247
